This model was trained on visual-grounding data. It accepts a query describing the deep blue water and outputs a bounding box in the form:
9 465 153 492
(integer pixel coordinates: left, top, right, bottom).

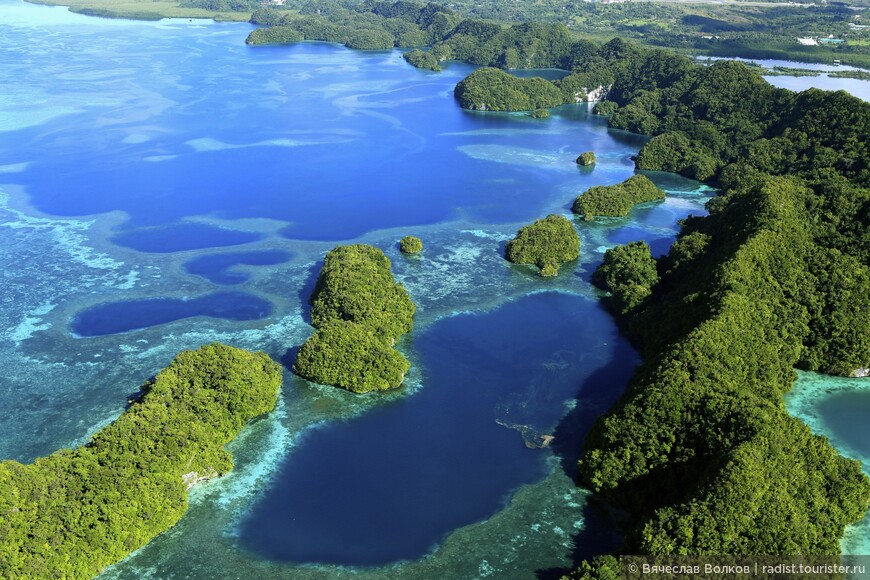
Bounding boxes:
70 292 273 336
239 292 638 565
112 224 263 253
184 250 293 284
0 2 811 577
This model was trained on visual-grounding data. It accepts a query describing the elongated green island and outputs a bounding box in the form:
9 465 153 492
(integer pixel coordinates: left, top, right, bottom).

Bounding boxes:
293 244 416 393
572 174 665 219
0 343 282 579
505 214 580 277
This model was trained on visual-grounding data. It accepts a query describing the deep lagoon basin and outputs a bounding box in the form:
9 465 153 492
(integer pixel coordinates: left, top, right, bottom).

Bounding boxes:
0 0 865 577
184 250 293 284
70 291 274 336
238 292 637 566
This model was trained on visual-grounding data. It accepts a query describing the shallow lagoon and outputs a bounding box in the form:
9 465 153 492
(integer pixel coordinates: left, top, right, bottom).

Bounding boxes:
787 371 870 557
0 1 864 577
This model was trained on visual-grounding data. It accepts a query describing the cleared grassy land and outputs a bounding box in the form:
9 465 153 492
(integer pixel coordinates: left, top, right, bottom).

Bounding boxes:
27 0 251 21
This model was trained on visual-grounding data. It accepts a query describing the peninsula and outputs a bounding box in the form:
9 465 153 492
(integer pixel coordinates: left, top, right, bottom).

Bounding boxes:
0 343 282 579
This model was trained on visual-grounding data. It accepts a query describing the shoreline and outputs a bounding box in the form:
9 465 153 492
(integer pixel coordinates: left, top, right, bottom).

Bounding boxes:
22 0 870 72
24 0 252 22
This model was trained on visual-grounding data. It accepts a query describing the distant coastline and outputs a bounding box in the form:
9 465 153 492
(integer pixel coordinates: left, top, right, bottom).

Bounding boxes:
25 0 251 22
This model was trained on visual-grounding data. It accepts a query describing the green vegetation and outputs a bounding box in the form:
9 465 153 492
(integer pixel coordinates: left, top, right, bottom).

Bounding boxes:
179 0 257 11
439 0 870 69
310 244 415 341
28 0 253 21
530 108 550 119
591 241 659 317
504 214 580 277
766 66 821 77
399 235 424 254
33 0 870 68
575 151 596 166
572 174 664 219
245 25 303 46
829 69 870 80
452 39 869 187
294 320 410 393
454 67 564 111
245 2 461 51
578 173 870 569
294 244 416 392
0 343 282 579
436 13 869 573
592 101 618 116
404 49 441 71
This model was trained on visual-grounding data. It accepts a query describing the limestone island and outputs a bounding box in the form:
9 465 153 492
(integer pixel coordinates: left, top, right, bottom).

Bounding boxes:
572 174 665 219
399 235 424 254
404 49 441 72
0 343 282 579
576 151 596 166
505 214 580 277
454 67 613 111
293 244 416 393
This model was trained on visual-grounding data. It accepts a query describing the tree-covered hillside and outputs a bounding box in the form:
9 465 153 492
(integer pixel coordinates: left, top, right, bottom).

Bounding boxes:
0 344 282 579
294 244 416 393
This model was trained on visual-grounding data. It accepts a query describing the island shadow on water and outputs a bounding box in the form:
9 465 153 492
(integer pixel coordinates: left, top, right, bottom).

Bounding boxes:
237 291 639 568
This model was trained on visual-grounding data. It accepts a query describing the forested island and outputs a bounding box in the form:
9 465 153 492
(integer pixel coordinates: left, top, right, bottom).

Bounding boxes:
0 344 282 579
8 0 869 576
399 235 423 255
505 214 580 277
435 17 869 578
575 151 595 167
253 2 867 573
572 174 665 219
293 244 416 393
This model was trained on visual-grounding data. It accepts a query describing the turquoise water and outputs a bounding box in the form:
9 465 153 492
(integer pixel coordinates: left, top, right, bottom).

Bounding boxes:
9 1 845 577
787 371 870 557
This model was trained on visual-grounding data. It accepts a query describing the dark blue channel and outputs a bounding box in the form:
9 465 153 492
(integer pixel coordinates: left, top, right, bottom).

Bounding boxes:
238 291 639 566
183 250 293 285
111 223 263 253
71 291 272 337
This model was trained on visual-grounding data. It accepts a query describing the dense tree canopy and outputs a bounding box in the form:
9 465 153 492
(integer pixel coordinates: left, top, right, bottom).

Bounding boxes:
399 235 424 254
572 174 665 219
454 67 564 111
591 241 659 317
579 174 870 571
505 214 580 276
246 1 461 50
403 49 441 71
576 151 596 167
295 244 416 392
0 344 282 579
294 320 410 393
